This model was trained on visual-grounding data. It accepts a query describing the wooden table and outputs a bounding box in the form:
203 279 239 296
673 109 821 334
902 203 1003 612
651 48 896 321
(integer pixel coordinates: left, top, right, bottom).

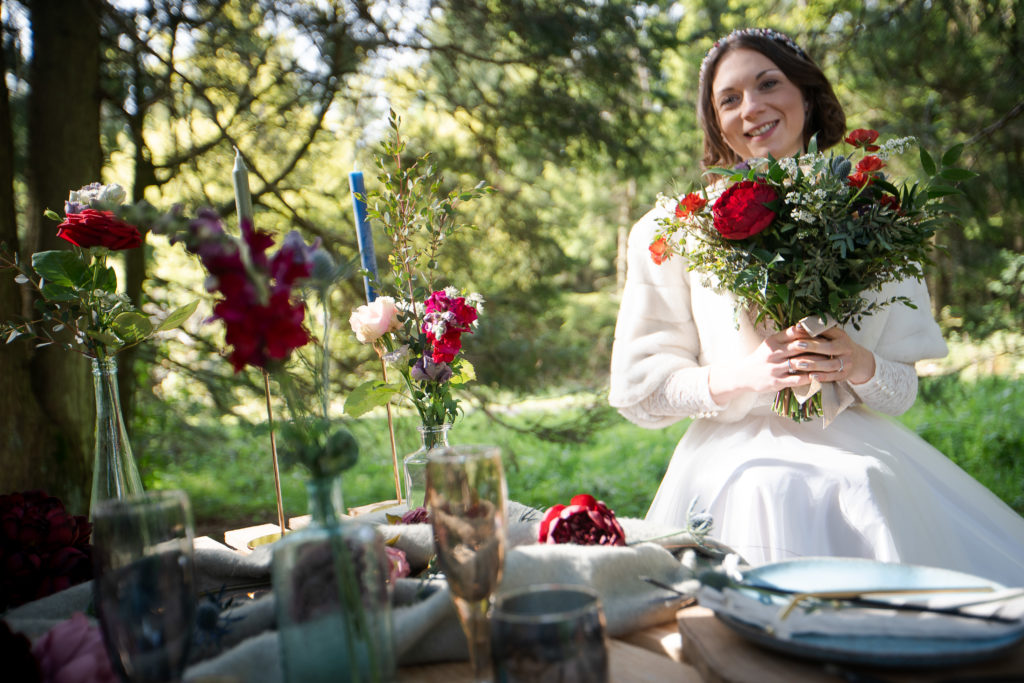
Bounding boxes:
218 523 1024 682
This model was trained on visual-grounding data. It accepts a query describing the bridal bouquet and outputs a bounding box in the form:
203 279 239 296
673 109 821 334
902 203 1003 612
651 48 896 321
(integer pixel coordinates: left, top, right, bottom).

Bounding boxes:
345 111 492 428
652 130 974 421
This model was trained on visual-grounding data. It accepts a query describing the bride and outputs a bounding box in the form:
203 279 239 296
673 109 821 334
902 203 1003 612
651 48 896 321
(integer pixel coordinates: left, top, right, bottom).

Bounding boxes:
609 27 1024 585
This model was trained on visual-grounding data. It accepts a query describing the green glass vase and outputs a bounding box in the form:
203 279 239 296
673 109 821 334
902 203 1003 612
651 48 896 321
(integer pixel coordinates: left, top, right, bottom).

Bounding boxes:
272 475 396 682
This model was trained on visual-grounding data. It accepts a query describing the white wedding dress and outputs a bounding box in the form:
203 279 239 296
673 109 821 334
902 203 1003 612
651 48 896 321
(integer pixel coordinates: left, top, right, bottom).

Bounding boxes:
609 208 1024 586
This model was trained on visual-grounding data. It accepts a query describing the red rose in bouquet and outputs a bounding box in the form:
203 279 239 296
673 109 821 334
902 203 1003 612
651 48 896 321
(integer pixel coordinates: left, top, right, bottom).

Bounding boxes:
56 209 143 251
844 128 881 151
711 181 778 240
675 192 708 218
538 494 626 546
648 237 669 265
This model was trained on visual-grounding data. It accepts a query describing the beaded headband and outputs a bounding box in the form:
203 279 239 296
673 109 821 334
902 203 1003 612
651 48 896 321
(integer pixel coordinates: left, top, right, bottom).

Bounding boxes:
699 28 809 84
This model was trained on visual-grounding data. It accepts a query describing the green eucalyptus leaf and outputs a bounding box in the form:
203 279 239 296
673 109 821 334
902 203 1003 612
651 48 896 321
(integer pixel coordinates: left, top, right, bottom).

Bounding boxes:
40 282 79 302
344 380 400 417
111 312 153 341
32 250 87 286
155 300 199 332
449 359 476 387
87 329 121 347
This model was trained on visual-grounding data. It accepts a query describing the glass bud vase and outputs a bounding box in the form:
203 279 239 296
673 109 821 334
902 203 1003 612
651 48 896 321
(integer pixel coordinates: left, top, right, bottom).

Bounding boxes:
272 475 396 683
402 424 451 509
89 357 144 519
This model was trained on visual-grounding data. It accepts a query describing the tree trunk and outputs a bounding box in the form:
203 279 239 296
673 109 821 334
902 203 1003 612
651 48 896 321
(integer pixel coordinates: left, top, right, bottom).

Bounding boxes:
0 0 103 514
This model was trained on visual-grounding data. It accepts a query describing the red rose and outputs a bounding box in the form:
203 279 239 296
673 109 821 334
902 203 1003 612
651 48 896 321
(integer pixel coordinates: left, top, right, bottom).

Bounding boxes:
538 494 626 546
856 155 884 173
649 237 669 265
847 172 871 189
56 209 142 251
675 192 707 218
711 181 778 240
844 128 880 152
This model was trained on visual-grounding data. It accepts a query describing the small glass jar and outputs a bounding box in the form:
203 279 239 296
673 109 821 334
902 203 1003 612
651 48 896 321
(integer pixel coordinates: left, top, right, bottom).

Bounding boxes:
402 423 451 508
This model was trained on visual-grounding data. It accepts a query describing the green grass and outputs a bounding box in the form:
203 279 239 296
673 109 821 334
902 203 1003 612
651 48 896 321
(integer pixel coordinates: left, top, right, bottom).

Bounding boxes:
135 373 1024 538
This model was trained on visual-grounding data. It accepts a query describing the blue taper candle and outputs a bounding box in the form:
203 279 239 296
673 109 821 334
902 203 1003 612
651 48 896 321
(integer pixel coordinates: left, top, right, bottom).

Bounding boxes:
348 170 377 303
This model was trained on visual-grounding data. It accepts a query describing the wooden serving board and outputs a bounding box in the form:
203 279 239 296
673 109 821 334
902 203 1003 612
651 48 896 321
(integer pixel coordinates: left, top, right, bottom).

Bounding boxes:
398 637 703 682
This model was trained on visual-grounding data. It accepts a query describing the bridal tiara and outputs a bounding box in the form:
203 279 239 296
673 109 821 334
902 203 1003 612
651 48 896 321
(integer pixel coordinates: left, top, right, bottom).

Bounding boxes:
699 28 809 83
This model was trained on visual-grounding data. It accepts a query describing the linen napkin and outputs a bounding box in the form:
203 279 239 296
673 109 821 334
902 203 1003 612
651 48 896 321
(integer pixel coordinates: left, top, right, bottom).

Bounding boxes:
697 583 1024 641
3 503 723 682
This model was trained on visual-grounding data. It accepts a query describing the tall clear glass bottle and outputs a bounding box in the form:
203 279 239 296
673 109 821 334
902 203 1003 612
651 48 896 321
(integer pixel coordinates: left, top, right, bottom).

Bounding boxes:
90 357 144 519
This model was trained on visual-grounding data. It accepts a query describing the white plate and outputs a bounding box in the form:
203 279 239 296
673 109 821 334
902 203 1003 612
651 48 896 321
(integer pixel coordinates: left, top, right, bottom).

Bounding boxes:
714 557 1024 668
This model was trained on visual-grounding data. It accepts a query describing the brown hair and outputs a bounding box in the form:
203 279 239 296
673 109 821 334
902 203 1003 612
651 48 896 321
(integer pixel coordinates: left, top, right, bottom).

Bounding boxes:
698 33 846 170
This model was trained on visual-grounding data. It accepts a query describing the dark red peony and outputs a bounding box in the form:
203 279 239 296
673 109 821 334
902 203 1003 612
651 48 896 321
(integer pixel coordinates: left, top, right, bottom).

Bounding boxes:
649 237 669 265
675 192 708 218
538 494 626 546
711 181 778 240
844 128 880 152
56 209 143 251
0 491 93 610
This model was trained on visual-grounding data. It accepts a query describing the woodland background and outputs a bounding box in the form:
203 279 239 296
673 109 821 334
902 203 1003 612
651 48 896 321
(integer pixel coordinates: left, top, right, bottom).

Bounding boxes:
1 0 1022 521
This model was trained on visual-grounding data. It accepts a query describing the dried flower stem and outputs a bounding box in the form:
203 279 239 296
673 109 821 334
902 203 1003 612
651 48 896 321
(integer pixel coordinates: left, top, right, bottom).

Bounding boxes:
379 356 403 503
263 370 287 534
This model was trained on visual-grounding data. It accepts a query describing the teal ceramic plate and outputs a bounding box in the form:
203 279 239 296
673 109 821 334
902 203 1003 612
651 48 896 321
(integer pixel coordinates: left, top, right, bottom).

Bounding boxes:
714 557 1024 668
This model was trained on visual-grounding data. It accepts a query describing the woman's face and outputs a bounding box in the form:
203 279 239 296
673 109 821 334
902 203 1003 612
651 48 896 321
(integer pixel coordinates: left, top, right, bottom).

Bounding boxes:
711 48 807 161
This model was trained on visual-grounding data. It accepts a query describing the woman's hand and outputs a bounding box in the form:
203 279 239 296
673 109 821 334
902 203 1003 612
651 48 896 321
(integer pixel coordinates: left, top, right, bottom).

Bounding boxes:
707 324 875 404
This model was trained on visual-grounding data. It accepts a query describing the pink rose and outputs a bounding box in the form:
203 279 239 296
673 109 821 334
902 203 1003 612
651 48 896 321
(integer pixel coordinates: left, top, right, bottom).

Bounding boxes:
384 546 410 583
32 613 117 683
349 296 401 344
538 494 626 546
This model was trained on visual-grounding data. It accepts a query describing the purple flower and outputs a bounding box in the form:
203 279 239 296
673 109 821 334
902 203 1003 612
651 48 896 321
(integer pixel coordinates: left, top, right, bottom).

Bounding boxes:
411 356 453 383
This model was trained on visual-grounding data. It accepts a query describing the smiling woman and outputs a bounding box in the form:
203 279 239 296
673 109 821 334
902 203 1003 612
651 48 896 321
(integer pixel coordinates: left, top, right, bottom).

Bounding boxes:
608 27 1024 585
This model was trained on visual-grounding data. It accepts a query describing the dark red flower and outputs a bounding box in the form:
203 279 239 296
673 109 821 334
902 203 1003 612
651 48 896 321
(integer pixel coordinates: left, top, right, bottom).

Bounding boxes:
422 290 478 364
400 506 430 524
878 194 901 212
856 155 885 173
844 128 880 152
0 491 92 610
56 209 142 251
711 181 778 240
675 192 708 218
649 237 670 265
538 494 626 546
847 172 872 189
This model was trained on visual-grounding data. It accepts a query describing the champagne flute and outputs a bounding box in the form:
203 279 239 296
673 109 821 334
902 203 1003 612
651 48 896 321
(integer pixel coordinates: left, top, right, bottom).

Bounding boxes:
92 490 197 683
426 445 507 683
